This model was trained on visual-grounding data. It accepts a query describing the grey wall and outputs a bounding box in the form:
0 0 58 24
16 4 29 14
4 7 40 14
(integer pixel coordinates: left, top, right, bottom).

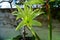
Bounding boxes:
0 10 21 40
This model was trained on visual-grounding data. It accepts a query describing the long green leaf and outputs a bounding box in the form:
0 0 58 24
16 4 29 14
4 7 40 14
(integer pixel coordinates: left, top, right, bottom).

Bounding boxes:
16 5 26 19
31 11 43 19
16 21 25 30
16 5 23 13
25 0 44 5
16 5 24 16
32 20 42 26
12 11 23 20
31 9 39 14
27 26 40 40
24 5 29 16
12 11 18 15
31 9 39 19
16 13 24 20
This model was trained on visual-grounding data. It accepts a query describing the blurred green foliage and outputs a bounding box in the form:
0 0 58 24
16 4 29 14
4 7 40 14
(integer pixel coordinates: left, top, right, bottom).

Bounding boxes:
49 0 60 21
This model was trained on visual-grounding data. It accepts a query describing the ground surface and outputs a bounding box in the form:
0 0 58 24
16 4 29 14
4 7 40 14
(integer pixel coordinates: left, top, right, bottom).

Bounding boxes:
3 27 60 40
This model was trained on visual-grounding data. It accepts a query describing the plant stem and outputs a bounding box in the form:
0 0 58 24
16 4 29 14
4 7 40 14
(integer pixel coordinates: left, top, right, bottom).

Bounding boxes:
48 3 52 40
46 0 52 40
48 12 52 40
23 26 26 40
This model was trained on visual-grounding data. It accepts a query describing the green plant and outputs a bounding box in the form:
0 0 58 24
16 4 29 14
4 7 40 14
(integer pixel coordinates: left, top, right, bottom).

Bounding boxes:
12 4 43 40
25 0 52 40
25 0 44 5
45 0 52 40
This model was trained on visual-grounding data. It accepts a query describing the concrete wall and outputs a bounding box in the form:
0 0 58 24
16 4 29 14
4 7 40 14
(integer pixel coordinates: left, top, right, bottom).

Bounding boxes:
0 10 21 40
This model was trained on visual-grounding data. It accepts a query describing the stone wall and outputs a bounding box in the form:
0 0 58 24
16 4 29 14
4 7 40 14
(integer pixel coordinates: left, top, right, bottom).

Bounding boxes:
0 9 21 40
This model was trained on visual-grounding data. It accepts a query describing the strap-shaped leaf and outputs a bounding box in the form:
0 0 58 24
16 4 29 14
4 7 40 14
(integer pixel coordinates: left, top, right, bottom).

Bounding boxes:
31 9 39 15
27 26 40 40
12 11 18 15
16 5 26 20
24 5 29 16
30 0 43 4
16 5 23 13
16 16 20 20
31 10 43 19
12 11 23 20
16 13 24 20
16 21 25 30
32 20 42 26
25 0 44 5
12 11 22 20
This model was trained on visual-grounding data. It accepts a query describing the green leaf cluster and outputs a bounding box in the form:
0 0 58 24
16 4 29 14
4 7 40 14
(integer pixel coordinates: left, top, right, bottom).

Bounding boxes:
25 0 44 5
12 0 44 40
50 0 55 2
12 5 42 30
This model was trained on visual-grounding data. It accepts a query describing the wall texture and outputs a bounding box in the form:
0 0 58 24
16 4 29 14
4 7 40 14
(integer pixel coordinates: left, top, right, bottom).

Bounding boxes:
0 10 21 40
